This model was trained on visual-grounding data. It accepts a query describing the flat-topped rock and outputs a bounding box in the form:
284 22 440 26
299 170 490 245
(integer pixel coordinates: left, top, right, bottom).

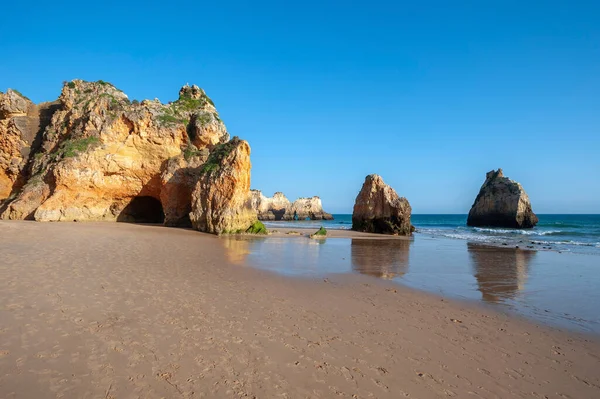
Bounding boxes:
467 169 538 229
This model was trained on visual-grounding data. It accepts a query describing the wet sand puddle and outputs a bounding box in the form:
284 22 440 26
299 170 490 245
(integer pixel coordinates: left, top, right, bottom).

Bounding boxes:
222 235 600 334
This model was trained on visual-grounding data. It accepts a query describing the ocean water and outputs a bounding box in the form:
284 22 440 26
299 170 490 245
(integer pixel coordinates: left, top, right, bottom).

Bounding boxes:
264 214 600 255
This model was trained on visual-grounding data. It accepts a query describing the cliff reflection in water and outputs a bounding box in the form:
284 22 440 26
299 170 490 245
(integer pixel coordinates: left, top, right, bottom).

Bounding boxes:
468 243 536 303
220 236 336 275
351 239 411 279
221 237 252 264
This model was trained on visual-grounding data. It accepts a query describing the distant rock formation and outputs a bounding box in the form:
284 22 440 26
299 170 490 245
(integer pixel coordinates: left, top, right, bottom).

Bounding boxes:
352 174 413 235
467 169 538 228
190 138 257 234
250 190 333 220
0 80 258 234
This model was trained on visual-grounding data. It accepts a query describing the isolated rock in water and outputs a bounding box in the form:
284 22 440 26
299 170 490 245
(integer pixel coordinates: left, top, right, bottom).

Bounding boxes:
467 169 538 228
250 190 334 220
0 80 230 224
352 174 413 235
189 137 257 234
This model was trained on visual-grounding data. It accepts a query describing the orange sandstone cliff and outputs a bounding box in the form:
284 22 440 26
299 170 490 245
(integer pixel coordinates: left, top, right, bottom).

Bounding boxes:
0 80 257 233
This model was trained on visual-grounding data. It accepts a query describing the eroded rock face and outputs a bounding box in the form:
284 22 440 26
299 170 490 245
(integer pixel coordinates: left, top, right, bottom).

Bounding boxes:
352 174 413 235
189 137 257 234
0 90 41 199
0 80 230 225
159 149 209 227
250 191 333 220
467 169 538 228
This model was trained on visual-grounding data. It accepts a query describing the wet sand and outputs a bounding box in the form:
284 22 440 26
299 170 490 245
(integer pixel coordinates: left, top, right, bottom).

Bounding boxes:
268 226 414 239
1 221 600 398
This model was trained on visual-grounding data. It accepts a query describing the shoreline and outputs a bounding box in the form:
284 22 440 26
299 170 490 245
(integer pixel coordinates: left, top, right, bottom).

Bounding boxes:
266 226 414 240
264 214 600 256
1 221 600 397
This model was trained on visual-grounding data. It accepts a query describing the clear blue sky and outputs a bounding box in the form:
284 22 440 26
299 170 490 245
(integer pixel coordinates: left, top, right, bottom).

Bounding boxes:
1 1 599 213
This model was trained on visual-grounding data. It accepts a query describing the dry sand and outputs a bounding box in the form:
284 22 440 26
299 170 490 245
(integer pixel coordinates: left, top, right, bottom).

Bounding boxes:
1 221 599 398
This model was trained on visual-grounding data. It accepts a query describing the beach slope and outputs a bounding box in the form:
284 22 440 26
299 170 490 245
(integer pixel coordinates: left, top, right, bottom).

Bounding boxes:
0 221 599 398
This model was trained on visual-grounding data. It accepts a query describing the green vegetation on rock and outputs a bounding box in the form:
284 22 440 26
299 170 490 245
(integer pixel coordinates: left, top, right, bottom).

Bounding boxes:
175 88 214 110
61 136 101 158
183 146 206 161
200 138 239 175
313 226 327 236
10 89 31 101
196 112 212 126
175 95 207 111
157 113 182 125
246 220 267 234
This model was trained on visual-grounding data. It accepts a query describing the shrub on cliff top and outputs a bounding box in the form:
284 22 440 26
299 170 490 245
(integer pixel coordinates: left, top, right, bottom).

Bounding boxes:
246 220 267 234
9 89 31 101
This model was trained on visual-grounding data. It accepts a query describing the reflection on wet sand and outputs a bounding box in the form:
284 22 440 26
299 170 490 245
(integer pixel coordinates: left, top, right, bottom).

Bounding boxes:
221 237 252 264
220 236 328 275
351 239 411 279
468 243 536 303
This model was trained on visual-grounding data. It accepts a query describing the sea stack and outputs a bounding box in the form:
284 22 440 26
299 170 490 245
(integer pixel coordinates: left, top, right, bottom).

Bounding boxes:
352 174 413 235
467 169 538 228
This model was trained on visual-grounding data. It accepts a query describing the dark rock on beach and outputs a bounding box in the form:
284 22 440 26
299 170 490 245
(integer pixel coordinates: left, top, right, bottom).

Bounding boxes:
467 169 538 229
352 174 413 235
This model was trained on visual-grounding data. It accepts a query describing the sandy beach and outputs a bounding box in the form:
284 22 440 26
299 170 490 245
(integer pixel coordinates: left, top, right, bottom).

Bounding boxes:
1 221 600 398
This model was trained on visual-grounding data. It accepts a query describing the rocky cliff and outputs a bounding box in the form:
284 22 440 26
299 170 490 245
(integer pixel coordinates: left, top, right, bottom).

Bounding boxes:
352 174 413 235
250 190 333 220
0 89 58 199
0 80 257 233
467 169 538 228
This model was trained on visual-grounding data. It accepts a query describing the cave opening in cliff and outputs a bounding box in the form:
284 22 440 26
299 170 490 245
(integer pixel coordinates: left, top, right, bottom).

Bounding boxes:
117 196 165 224
272 209 285 220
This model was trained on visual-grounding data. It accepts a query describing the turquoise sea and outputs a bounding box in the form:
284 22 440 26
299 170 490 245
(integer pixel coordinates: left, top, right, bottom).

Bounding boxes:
265 214 600 255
